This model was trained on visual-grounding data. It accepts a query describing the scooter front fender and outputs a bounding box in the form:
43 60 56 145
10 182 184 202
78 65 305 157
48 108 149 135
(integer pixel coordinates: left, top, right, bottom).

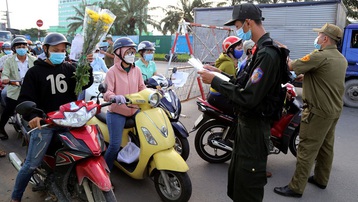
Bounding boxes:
149 148 189 175
76 156 111 192
172 121 189 138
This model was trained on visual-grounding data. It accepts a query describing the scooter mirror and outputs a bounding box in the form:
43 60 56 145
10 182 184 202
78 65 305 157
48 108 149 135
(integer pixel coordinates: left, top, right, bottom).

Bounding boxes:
98 83 107 94
16 101 37 115
172 67 177 74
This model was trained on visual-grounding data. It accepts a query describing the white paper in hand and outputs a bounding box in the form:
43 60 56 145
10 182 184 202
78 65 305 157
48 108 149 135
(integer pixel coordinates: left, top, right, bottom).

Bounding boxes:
188 57 204 71
188 57 230 82
212 72 230 81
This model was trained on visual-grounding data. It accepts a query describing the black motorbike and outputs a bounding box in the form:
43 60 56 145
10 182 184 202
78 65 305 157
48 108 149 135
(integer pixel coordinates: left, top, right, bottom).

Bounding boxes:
145 69 190 160
190 83 302 163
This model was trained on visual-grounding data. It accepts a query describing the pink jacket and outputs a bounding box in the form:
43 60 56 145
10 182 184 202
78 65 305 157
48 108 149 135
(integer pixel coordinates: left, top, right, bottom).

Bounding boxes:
104 63 146 116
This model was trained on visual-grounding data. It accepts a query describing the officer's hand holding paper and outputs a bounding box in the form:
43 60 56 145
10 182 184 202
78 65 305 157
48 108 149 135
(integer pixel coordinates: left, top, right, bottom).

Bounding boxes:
188 57 230 84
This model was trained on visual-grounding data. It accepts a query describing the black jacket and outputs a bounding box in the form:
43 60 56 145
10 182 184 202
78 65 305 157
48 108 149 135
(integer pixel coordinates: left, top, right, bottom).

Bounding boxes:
211 33 282 117
18 59 93 121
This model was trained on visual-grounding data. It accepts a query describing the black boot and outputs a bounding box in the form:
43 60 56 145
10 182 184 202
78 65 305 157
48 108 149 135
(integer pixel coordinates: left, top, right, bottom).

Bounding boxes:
0 128 8 140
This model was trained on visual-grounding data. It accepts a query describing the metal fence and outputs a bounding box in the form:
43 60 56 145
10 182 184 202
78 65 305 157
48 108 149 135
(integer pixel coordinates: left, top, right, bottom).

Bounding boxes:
167 65 210 101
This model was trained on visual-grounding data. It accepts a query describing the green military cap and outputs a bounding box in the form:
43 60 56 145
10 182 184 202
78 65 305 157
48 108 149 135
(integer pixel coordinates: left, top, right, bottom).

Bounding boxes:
313 23 343 42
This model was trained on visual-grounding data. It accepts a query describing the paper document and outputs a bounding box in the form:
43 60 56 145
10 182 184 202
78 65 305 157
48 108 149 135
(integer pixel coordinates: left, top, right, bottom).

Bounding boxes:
188 57 230 82
172 72 189 88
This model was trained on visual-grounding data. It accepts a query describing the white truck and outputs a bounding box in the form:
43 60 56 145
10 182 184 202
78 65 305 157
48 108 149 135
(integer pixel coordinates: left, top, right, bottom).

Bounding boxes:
193 0 358 108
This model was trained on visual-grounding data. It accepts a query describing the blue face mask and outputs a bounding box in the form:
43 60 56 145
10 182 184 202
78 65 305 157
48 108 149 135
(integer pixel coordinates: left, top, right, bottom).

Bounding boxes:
233 49 244 59
49 52 66 65
314 37 321 50
37 44 42 48
144 53 154 61
16 48 27 56
4 50 12 55
236 22 252 41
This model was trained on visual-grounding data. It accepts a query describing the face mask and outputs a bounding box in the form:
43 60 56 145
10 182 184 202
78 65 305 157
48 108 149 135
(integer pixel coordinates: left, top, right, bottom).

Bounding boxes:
233 49 244 59
4 50 12 55
49 52 66 65
236 22 252 41
124 54 135 64
93 53 98 59
37 44 42 48
314 37 321 50
144 53 154 61
16 48 27 56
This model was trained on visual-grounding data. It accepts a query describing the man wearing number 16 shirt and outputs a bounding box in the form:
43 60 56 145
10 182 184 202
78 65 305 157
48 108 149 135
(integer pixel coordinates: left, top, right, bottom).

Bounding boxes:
10 33 93 202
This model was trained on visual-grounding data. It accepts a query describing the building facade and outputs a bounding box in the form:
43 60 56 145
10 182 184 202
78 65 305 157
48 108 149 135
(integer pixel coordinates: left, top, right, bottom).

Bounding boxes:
48 0 99 35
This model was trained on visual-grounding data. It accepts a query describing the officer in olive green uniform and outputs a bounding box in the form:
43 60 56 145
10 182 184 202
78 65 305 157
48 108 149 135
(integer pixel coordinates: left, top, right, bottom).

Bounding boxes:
101 34 115 68
274 23 347 197
199 3 283 202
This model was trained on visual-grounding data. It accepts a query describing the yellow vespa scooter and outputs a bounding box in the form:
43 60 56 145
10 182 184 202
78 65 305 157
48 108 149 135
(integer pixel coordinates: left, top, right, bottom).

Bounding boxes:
87 84 192 202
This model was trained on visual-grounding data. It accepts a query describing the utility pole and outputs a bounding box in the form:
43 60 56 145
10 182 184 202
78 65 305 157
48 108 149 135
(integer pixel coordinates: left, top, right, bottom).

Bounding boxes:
5 0 10 28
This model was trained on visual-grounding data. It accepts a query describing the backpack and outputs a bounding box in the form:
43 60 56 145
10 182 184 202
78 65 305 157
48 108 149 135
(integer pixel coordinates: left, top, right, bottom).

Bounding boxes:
263 40 295 120
234 38 294 120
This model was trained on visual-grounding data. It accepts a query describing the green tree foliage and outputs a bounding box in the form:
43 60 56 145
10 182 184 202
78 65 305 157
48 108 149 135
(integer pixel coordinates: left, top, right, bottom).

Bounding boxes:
66 1 96 36
104 0 160 35
343 0 358 20
159 0 214 35
66 0 160 36
19 28 47 41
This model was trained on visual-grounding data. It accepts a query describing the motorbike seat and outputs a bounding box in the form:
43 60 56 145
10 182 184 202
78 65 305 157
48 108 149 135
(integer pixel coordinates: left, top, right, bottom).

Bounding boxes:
197 97 223 113
95 112 135 128
95 112 107 124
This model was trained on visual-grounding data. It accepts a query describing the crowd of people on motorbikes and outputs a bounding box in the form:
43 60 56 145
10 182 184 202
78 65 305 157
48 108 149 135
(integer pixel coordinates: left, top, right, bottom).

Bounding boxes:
0 2 349 202
0 28 188 201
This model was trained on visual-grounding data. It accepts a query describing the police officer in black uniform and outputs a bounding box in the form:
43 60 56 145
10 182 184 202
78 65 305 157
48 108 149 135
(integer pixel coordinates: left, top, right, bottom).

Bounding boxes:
199 3 283 202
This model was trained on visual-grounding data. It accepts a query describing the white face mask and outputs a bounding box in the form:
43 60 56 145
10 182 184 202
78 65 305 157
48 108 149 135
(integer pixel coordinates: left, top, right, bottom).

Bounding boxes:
124 54 135 64
93 53 98 58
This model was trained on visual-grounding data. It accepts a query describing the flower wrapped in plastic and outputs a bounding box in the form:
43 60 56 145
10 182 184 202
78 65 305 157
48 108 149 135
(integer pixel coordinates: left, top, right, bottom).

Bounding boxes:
73 6 116 95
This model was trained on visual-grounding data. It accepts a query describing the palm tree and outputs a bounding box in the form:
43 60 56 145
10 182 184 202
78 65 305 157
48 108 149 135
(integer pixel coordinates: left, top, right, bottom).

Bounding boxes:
109 0 160 35
67 0 159 36
66 1 100 36
159 0 213 35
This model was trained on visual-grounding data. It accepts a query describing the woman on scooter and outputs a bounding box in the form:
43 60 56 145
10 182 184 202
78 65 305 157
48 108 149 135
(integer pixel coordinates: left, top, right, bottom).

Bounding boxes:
135 40 157 81
206 36 243 116
103 37 146 171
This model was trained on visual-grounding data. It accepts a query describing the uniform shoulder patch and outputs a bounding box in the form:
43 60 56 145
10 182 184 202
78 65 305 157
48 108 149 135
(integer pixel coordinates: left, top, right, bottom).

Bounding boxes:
250 67 263 84
300 54 310 62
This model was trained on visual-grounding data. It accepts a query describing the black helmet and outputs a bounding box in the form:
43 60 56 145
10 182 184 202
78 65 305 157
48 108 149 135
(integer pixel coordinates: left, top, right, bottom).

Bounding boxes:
137 41 155 52
43 33 71 46
113 37 136 52
11 37 28 49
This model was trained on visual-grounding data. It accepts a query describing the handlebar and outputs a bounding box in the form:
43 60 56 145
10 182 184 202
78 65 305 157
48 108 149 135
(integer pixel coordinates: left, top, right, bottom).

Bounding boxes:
26 124 51 135
1 80 22 87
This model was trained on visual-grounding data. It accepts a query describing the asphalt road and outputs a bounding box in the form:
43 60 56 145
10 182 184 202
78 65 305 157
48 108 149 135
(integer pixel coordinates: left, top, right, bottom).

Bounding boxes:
1 61 358 202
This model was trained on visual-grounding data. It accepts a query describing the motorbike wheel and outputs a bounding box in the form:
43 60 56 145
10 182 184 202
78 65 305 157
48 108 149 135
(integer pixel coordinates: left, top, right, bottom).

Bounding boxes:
174 134 190 161
289 127 300 157
194 121 232 163
154 170 192 202
83 178 117 202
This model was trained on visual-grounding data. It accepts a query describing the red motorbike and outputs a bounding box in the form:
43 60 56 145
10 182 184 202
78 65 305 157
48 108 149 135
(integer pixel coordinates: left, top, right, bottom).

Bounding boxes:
190 83 302 163
8 95 117 201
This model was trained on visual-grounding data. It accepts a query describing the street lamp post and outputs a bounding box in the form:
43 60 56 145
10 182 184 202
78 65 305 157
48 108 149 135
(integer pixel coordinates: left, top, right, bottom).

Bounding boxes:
5 0 10 28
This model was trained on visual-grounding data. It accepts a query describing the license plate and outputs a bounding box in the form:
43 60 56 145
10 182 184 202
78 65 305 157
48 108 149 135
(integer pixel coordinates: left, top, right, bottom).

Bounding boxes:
194 114 204 128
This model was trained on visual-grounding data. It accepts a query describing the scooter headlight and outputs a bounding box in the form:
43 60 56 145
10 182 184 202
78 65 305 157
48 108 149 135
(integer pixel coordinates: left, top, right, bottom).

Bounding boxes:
148 92 160 107
141 127 157 145
53 107 97 127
